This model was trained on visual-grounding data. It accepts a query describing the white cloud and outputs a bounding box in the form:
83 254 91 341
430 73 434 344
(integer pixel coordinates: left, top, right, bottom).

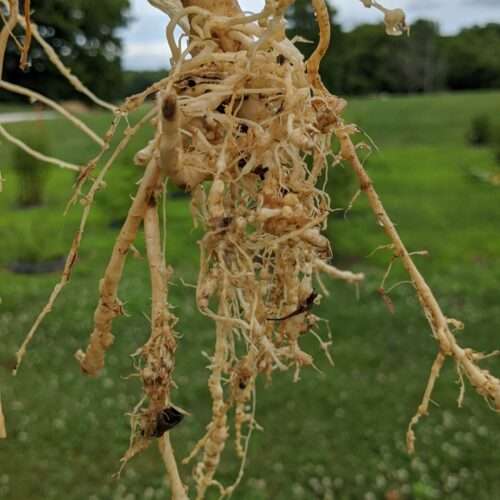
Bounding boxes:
121 0 500 70
123 41 171 69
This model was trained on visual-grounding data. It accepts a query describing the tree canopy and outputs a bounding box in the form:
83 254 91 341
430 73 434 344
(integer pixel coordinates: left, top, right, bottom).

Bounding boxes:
3 0 130 101
286 1 500 96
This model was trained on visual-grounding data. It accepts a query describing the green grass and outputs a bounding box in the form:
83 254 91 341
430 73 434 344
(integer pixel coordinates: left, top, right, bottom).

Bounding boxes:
1 91 500 500
0 103 30 114
345 90 500 147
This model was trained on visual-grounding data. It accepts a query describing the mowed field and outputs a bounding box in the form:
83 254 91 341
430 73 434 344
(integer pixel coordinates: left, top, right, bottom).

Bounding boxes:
1 91 500 500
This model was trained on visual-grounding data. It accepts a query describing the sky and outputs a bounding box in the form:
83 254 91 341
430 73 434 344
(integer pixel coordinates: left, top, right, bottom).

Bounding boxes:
121 0 500 70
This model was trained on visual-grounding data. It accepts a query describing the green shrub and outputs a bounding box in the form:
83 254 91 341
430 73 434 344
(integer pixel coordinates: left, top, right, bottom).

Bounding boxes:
0 209 69 266
493 124 500 165
97 162 141 225
11 124 51 207
466 114 492 146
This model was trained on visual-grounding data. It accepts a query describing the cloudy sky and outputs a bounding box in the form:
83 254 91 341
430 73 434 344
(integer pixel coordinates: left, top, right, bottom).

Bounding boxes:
121 0 500 70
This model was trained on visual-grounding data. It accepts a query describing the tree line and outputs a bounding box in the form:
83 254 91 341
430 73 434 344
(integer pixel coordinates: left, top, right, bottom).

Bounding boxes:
287 1 500 95
1 0 500 103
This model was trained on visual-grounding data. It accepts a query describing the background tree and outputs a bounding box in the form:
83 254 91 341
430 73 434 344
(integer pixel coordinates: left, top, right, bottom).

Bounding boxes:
339 24 390 95
2 0 130 102
445 24 500 91
390 20 446 94
334 20 446 95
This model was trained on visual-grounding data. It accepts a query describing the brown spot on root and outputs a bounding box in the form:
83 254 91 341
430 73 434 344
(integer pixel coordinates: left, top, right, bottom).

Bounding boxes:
162 95 177 121
378 287 395 315
360 180 372 192
148 194 157 207
253 165 268 180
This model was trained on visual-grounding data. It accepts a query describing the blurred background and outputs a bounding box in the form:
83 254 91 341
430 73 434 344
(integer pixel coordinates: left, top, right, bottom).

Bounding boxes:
1 1 499 499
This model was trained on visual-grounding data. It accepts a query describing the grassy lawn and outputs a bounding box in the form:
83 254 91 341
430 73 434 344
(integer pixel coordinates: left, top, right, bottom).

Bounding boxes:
1 91 500 500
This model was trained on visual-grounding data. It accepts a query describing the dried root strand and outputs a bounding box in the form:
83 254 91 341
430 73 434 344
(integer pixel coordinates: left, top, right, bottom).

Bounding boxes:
192 300 231 500
0 0 18 75
15 109 155 373
159 92 207 190
336 128 500 451
126 201 188 499
76 95 181 376
406 352 445 454
161 2 344 494
112 180 189 500
0 393 6 439
306 0 331 92
143 201 176 420
159 435 189 500
75 153 163 375
19 0 31 70
314 258 365 284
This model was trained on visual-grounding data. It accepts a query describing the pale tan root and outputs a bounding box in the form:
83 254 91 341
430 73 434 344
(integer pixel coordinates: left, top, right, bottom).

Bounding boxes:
0 393 6 439
159 93 209 190
119 200 188 500
227 411 255 495
168 2 345 494
144 201 174 410
314 258 365 284
143 202 188 499
337 130 500 451
367 1 410 37
193 301 230 500
75 154 162 375
14 110 154 374
181 0 241 16
76 94 179 376
0 0 17 75
148 0 190 32
406 352 445 454
306 0 331 92
19 0 31 71
159 435 189 500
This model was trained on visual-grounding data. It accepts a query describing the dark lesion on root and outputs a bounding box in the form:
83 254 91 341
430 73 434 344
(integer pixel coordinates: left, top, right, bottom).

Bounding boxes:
150 406 185 438
267 291 318 321
162 95 177 121
147 193 157 207
360 180 372 192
